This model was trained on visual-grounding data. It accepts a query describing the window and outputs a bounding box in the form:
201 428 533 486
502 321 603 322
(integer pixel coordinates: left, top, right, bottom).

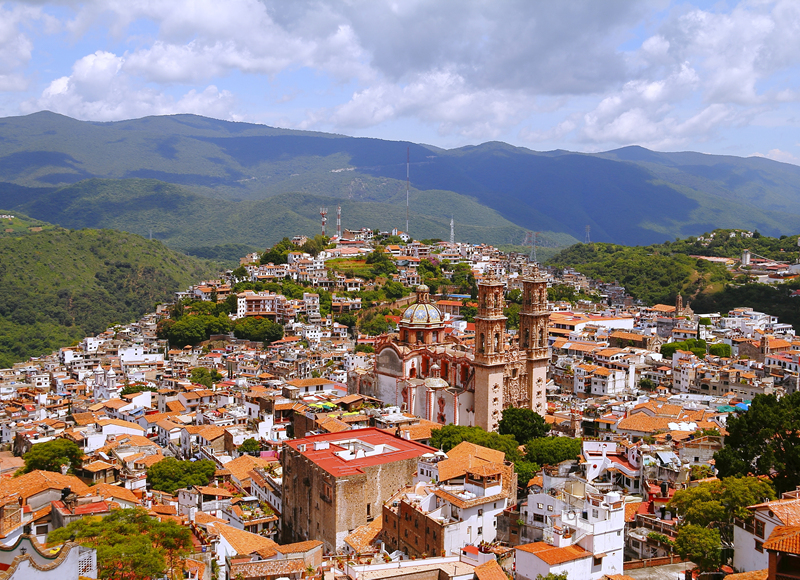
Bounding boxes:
593 556 602 566
478 509 483 516
756 519 765 538
592 509 598 519
547 505 553 512
537 503 544 510
478 527 483 535
755 540 763 553
533 514 544 523
36 524 48 535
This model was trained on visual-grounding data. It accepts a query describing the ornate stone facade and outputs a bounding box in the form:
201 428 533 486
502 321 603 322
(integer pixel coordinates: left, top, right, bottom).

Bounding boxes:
348 272 550 432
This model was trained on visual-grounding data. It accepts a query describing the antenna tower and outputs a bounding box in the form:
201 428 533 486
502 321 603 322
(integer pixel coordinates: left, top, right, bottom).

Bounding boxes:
320 207 328 236
585 225 591 244
336 205 341 239
406 147 410 235
450 217 455 245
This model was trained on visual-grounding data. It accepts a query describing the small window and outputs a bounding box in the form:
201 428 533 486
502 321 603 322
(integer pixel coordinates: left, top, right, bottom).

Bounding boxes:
478 509 483 516
537 503 544 510
755 540 763 553
478 527 483 535
756 519 765 538
547 505 553 512
593 556 602 566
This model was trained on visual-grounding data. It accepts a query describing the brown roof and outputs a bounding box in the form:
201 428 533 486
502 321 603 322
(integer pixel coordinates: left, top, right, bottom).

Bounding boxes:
0 470 90 503
211 523 279 556
763 525 800 555
474 560 507 580
515 542 591 565
92 483 139 504
722 571 768 580
343 518 382 553
274 540 323 554
224 455 276 483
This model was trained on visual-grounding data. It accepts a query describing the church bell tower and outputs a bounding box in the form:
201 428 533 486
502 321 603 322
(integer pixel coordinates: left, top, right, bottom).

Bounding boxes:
473 272 507 431
519 265 549 415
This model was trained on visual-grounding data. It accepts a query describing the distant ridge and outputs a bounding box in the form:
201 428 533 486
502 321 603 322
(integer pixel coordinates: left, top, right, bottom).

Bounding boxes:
1 112 800 247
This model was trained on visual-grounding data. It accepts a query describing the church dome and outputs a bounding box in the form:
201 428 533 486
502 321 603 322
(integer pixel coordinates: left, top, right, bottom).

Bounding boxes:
400 283 443 326
401 302 443 325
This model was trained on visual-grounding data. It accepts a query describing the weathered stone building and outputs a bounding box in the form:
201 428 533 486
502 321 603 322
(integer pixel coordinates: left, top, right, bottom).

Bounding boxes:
280 428 434 552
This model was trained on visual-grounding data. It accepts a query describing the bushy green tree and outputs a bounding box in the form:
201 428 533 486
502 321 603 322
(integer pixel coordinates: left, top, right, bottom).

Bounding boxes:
667 476 775 546
674 525 722 573
358 311 390 336
189 367 223 388
498 408 550 444
260 237 294 265
525 437 582 466
48 508 191 580
383 281 407 300
147 458 217 494
120 384 158 396
233 316 284 345
429 425 522 463
238 438 261 454
715 392 800 494
708 343 732 357
18 438 84 475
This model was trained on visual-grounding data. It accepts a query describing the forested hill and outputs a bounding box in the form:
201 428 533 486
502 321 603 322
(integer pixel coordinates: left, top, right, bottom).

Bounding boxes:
548 229 800 329
0 227 217 366
3 112 800 249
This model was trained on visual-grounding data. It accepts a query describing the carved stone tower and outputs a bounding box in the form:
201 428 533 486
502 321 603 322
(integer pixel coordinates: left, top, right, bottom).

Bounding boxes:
473 273 507 431
520 265 549 415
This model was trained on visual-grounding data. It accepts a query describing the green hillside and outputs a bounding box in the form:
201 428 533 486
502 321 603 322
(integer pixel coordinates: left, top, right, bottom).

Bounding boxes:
7 178 569 251
0 228 217 366
548 229 800 328
2 112 800 246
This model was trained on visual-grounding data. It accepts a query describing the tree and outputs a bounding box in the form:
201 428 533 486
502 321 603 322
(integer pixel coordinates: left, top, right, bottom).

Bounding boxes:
638 378 656 391
18 438 84 475
498 408 550 444
189 367 222 388
429 425 523 463
233 316 284 345
358 312 390 336
48 508 192 580
355 344 375 353
260 237 294 265
238 438 261 454
709 343 732 357
120 384 158 396
667 476 775 546
674 525 722 573
336 313 358 336
525 437 582 466
383 281 407 300
147 458 217 494
535 574 568 580
715 392 800 494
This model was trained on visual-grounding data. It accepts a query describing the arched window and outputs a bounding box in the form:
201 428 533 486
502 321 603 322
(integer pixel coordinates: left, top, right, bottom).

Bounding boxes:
416 331 424 344
539 327 544 346
494 332 500 352
479 333 485 353
523 329 530 349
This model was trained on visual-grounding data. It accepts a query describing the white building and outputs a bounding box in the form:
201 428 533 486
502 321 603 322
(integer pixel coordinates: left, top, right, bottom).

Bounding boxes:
515 490 625 580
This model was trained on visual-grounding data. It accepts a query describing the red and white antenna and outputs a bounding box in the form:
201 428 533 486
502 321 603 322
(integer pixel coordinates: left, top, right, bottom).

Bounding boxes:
336 205 341 239
320 207 328 236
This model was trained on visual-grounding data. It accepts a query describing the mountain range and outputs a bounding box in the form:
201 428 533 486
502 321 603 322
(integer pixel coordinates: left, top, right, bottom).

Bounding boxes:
1 111 799 254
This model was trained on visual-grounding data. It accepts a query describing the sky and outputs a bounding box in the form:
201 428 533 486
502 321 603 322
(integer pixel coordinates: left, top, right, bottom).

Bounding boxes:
2 0 800 163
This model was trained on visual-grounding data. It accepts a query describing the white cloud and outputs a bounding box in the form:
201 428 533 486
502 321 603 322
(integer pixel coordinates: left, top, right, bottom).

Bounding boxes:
752 148 800 165
22 48 236 121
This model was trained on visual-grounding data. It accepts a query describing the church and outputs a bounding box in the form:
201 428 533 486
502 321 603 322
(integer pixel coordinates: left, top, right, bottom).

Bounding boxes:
348 267 550 431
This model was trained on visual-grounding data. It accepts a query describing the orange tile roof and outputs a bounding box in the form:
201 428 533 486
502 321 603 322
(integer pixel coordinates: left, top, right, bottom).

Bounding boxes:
0 470 90 503
274 540 323 554
474 560 507 580
224 455 276 483
515 542 591 565
749 498 800 525
722 570 768 580
210 523 279 556
763 525 800 555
